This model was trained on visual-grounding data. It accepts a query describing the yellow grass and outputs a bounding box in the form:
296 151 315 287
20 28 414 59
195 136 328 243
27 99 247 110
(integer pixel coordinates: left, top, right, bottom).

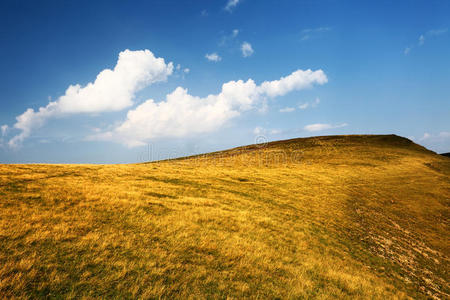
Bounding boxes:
0 135 448 299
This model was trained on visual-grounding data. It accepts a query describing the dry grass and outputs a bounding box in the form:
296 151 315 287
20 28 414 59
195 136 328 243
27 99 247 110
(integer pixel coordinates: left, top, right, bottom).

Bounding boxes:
0 135 448 299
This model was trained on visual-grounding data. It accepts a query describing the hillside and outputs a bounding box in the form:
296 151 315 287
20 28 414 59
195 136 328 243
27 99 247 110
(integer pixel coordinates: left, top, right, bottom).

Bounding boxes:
0 134 449 298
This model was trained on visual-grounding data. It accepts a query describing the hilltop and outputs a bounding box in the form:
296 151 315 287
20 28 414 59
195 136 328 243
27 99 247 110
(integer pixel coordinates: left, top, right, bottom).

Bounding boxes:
0 135 448 298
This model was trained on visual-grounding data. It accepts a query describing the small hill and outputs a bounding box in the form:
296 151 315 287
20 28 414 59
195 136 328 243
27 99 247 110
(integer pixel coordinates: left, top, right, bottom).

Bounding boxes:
0 135 448 298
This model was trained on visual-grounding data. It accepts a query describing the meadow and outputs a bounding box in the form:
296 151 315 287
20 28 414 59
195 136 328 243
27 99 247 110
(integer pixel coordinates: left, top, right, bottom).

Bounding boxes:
0 135 448 299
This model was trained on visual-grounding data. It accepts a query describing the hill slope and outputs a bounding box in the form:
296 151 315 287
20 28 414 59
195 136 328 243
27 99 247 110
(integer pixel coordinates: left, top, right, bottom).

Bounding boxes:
0 135 449 298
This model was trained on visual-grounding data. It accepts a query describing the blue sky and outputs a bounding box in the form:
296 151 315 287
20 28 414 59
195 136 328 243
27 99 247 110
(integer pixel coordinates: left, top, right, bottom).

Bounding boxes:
0 0 449 163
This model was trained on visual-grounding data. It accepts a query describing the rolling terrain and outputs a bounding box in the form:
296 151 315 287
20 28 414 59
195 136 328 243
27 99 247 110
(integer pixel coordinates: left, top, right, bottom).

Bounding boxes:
0 135 449 299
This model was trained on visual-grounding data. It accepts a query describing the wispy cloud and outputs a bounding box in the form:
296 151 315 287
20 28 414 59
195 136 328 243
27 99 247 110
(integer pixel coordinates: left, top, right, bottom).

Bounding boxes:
418 34 425 46
404 28 448 55
278 97 320 113
1 125 8 136
279 107 295 113
419 131 450 141
299 97 320 110
301 27 331 41
415 131 450 152
428 28 448 36
205 53 222 62
225 0 240 12
219 29 239 46
175 64 190 78
253 126 282 136
304 123 347 132
241 42 254 57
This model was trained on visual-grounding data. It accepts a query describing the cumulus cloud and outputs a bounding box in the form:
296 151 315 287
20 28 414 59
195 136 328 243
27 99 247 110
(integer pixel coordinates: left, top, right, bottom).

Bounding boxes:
279 107 295 113
205 53 222 62
304 123 347 132
241 42 254 57
260 70 327 98
225 0 240 12
184 68 190 73
6 49 174 148
93 68 328 147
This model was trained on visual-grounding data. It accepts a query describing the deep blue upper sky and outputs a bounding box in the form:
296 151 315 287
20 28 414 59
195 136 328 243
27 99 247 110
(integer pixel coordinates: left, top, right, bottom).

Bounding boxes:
0 0 449 163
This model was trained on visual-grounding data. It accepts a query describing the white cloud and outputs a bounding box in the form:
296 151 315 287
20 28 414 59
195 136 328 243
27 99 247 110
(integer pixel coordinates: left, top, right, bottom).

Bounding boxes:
270 129 281 134
439 131 450 138
405 28 448 54
301 27 331 41
420 132 431 141
6 49 174 148
183 68 190 73
253 127 281 136
219 29 240 46
279 107 295 113
418 34 425 46
253 126 264 135
225 0 240 12
298 97 320 110
176 64 181 70
57 50 172 113
260 70 327 98
241 42 254 57
93 68 328 147
427 28 448 36
205 53 222 62
298 103 309 110
420 131 450 141
414 131 450 153
1 125 8 136
304 123 347 132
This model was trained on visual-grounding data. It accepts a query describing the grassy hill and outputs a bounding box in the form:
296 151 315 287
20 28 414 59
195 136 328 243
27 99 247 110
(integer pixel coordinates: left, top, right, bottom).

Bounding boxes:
0 134 448 299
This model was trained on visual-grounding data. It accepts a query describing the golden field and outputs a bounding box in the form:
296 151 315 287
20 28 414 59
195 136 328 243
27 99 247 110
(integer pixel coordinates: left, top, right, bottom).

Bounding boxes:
0 135 448 299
